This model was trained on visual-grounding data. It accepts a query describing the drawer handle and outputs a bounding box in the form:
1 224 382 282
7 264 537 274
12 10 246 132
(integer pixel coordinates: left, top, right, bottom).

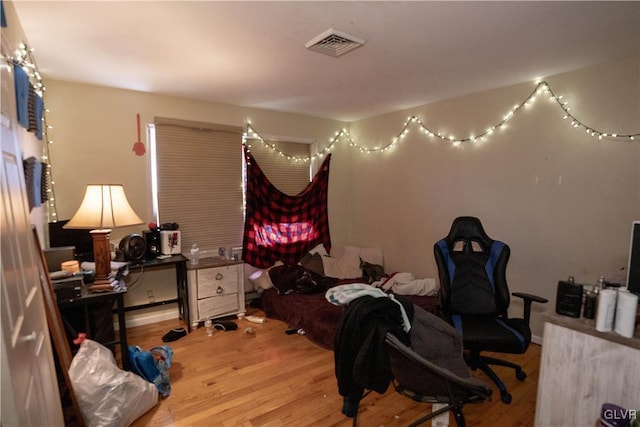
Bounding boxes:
20 331 37 342
216 286 224 294
216 273 224 280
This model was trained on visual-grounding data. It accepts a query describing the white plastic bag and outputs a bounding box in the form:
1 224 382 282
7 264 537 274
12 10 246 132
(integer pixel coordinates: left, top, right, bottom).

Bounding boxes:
69 339 158 427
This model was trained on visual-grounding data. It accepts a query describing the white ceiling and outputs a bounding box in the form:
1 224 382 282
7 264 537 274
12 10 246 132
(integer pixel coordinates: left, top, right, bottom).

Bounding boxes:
11 1 640 122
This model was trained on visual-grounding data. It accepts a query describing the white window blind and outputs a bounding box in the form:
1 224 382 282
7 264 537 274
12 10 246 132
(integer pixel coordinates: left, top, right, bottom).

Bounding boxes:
245 138 311 195
154 117 244 252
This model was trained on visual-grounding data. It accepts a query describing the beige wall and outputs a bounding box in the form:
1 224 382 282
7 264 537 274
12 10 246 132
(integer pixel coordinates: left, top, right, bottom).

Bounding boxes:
44 81 348 242
42 47 639 336
348 55 640 336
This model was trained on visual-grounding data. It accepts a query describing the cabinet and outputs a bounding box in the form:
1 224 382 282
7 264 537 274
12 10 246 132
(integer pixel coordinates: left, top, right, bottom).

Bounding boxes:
187 258 245 329
535 312 640 427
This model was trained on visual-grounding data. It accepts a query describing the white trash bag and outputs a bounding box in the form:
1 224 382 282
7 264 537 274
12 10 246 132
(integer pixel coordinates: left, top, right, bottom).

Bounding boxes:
69 338 158 427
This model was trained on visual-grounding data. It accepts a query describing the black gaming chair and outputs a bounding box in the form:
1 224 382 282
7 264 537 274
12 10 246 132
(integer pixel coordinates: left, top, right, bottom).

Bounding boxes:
433 216 547 404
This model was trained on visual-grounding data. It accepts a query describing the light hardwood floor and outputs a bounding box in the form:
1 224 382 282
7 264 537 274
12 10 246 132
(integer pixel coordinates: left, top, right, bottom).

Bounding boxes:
125 307 541 427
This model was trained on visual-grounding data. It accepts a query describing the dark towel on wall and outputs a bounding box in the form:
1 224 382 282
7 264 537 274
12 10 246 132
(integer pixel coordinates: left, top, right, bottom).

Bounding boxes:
13 62 30 129
40 161 49 203
28 86 44 140
1 0 7 27
23 156 42 210
27 84 38 133
333 295 414 417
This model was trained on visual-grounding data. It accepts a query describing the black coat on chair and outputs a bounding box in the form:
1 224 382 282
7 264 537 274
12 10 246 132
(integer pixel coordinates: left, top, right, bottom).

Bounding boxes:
352 304 493 427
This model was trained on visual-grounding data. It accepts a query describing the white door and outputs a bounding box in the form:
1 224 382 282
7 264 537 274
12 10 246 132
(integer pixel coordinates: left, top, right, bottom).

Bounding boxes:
0 42 65 426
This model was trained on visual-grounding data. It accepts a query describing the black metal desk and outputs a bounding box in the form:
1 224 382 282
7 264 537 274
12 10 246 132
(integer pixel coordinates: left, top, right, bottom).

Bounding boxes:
125 254 190 330
57 288 129 370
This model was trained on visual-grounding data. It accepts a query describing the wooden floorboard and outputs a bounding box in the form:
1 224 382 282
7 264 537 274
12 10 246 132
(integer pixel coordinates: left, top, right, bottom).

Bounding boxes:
125 307 540 426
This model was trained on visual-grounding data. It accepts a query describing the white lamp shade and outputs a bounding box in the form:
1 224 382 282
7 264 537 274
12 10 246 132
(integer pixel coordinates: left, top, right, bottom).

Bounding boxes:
64 184 143 229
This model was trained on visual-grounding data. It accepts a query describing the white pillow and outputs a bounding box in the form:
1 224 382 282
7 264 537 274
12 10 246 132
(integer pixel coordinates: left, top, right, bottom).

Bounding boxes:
248 269 272 290
336 245 363 279
322 245 375 279
247 261 283 290
307 243 329 257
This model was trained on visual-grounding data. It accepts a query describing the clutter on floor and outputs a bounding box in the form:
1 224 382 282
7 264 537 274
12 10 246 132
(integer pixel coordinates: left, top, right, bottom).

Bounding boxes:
162 327 186 342
128 345 174 398
69 338 158 427
213 321 238 331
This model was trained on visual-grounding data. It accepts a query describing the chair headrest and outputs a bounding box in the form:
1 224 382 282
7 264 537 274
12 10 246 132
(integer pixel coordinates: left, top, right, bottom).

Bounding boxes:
444 216 493 251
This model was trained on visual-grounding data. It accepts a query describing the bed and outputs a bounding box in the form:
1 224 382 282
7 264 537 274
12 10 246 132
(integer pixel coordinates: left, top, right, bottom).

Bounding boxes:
252 245 440 350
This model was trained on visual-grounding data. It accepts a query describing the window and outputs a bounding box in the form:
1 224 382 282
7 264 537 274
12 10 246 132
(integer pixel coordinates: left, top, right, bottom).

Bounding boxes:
244 137 312 195
151 117 244 252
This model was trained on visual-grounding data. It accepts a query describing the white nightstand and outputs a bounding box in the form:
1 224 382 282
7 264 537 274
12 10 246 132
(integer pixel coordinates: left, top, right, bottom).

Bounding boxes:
186 258 245 329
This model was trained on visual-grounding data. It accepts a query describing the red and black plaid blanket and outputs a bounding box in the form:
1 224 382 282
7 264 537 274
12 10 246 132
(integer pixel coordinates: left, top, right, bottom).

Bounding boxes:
242 147 331 268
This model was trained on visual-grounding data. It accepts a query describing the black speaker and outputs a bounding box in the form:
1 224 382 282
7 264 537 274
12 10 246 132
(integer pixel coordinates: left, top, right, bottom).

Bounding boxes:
144 229 161 259
52 276 83 303
555 280 583 318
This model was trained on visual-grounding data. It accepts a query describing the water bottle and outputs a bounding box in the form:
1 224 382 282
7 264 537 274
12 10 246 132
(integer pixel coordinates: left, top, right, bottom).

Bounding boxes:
584 276 604 319
583 289 597 319
190 243 200 266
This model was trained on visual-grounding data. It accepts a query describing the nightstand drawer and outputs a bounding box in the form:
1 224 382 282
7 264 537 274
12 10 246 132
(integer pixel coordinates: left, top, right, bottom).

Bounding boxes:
197 293 239 319
197 266 239 299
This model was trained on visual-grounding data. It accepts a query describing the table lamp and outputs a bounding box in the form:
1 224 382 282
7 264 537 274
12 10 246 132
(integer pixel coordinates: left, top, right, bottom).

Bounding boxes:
64 184 143 291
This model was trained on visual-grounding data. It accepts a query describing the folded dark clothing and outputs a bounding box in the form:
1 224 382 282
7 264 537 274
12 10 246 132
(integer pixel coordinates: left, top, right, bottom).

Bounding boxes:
214 321 238 331
162 327 186 342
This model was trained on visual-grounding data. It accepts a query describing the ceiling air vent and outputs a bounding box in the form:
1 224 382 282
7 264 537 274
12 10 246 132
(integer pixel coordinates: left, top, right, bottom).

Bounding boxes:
305 28 365 57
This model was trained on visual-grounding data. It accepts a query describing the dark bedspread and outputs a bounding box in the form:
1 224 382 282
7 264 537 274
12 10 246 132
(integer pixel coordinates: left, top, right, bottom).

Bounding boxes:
260 284 439 350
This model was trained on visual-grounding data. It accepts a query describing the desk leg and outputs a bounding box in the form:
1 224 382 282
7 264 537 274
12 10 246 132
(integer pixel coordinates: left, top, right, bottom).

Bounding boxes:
83 304 92 337
116 294 129 371
175 260 190 332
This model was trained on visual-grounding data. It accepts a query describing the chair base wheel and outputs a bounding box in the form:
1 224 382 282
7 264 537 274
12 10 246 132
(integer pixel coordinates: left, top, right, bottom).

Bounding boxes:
500 391 512 404
516 369 527 381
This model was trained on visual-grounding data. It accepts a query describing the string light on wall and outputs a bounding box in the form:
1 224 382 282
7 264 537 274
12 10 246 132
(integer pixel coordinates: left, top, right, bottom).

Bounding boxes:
246 80 639 161
5 41 59 222
244 123 347 161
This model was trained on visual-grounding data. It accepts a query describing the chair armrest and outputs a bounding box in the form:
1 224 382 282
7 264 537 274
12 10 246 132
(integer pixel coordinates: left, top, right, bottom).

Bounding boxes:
512 292 548 304
512 292 548 325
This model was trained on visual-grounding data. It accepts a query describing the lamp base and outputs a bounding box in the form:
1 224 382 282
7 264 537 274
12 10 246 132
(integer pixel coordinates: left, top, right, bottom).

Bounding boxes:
89 229 114 293
88 277 115 292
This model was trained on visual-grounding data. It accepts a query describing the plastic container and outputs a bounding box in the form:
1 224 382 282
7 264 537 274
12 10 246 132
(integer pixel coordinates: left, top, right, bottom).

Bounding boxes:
190 244 200 266
614 289 638 338
595 289 617 332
